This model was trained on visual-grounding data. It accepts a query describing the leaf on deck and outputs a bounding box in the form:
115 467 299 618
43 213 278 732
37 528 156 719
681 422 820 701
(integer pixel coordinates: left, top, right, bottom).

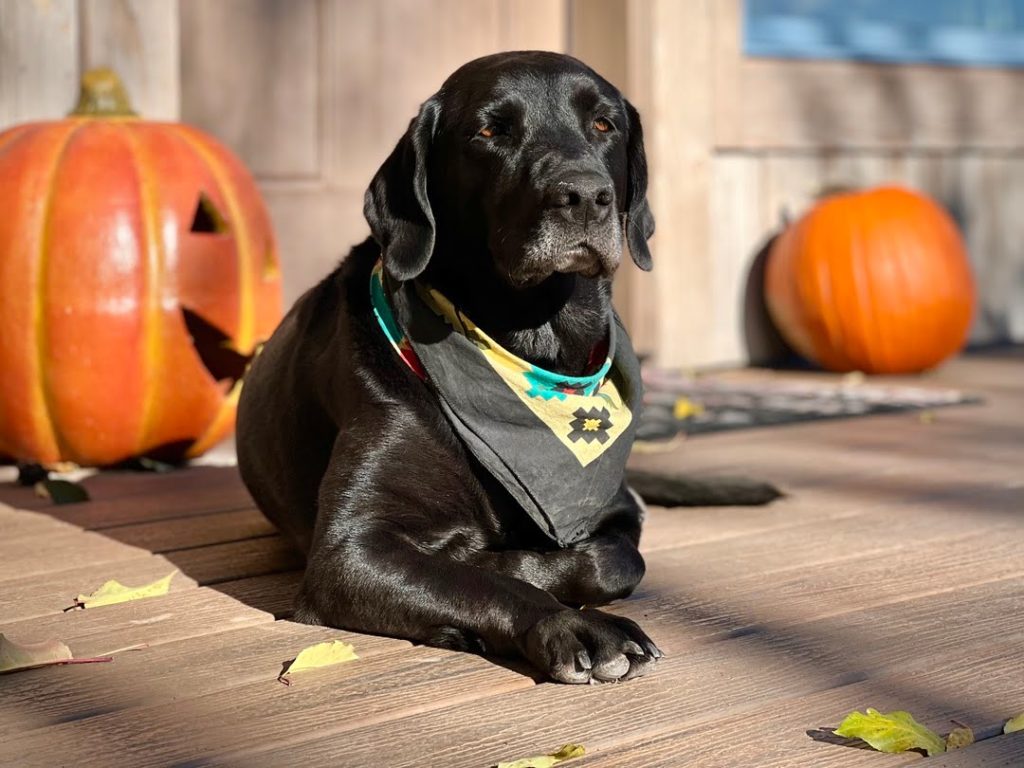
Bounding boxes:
0 634 73 673
34 478 90 505
278 640 358 684
834 708 946 756
1005 713 1024 734
944 726 974 750
0 634 115 675
73 570 178 609
496 744 586 768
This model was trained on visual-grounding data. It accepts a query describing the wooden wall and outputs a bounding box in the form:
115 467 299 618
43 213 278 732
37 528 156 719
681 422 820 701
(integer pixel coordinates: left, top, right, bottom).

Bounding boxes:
179 0 567 304
2 0 1021 368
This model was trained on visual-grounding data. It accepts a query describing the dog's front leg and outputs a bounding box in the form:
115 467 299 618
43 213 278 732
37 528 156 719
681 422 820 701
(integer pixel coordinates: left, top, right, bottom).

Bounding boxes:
295 526 659 683
469 528 647 608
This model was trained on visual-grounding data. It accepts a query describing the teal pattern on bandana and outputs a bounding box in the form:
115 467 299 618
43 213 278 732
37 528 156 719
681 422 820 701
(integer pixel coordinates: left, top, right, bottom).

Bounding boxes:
370 260 643 546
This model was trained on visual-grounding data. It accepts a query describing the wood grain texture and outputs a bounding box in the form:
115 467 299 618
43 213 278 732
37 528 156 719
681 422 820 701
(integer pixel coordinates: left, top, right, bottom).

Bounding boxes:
0 644 532 768
0 352 1020 767
0 621 408 740
179 0 319 179
79 0 180 120
923 732 1024 767
99 507 277 552
0 586 272 659
3 554 197 622
0 0 78 129
580 636 1024 767
727 58 1024 152
234 585 1024 767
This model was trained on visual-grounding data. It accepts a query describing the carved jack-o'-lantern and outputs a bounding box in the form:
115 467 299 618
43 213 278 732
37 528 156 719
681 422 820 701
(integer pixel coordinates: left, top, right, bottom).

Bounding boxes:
0 70 283 466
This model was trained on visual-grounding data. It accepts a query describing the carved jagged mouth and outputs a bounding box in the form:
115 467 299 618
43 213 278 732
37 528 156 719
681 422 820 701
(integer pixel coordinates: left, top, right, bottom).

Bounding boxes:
180 307 252 386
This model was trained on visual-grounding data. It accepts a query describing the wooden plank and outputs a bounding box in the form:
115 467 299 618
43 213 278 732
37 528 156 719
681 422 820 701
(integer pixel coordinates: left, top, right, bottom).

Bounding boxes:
580 639 1024 767
620 528 1024 645
0 527 150 581
501 0 567 52
958 155 1024 345
166 535 303 585
40 480 254 529
709 153 768 365
3 555 197 622
0 503 82 539
0 643 533 768
213 570 303 619
0 0 78 129
258 185 367 306
0 466 249 511
636 504 1021 598
79 0 180 120
179 0 319 178
638 495 862 554
99 507 277 553
726 58 1024 151
631 0 716 367
0 620 409 740
923 732 1024 767
230 581 1024 767
0 586 272 659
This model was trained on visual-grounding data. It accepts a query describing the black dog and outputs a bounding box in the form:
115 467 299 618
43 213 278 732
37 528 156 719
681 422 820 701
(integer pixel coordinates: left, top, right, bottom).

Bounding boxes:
237 51 775 684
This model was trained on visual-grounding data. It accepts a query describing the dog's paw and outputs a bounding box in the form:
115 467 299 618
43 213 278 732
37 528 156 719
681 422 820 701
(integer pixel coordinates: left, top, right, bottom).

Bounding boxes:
522 608 663 684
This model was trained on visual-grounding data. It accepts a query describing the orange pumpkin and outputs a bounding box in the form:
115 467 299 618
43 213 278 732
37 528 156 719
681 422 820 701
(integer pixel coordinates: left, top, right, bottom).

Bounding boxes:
0 70 282 466
765 185 975 374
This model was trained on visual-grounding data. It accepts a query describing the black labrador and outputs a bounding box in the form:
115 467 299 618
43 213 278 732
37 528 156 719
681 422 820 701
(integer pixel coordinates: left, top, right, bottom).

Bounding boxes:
237 51 775 684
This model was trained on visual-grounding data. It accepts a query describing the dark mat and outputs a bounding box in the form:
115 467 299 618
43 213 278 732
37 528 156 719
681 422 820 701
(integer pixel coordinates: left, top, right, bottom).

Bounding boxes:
637 370 982 442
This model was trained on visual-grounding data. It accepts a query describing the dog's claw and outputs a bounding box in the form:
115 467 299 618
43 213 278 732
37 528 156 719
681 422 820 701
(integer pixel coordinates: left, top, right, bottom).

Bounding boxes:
644 641 663 659
623 640 645 656
575 649 592 671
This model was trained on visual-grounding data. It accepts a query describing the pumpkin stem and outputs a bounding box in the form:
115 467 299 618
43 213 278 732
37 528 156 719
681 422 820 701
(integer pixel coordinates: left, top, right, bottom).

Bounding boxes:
69 69 138 117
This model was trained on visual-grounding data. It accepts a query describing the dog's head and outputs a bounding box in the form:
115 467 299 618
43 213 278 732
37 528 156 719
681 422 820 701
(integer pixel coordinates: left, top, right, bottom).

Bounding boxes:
364 51 654 289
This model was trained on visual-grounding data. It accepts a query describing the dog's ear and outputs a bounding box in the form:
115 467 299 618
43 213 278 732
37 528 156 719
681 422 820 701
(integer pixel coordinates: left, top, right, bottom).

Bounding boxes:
364 98 439 281
623 99 654 271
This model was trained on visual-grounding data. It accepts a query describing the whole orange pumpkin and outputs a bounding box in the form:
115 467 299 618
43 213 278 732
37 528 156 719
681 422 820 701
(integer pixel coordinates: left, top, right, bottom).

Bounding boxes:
0 70 282 466
765 185 975 374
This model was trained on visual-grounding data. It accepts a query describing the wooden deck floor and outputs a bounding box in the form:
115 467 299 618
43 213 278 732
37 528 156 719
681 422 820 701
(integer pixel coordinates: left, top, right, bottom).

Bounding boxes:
1 350 1022 767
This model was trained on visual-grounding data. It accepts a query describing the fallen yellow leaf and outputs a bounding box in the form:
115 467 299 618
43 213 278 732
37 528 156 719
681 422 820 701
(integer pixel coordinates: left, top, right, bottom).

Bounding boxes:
673 397 704 420
0 634 72 673
496 744 585 768
945 726 974 750
74 570 177 609
1005 713 1024 734
834 708 945 756
278 640 358 684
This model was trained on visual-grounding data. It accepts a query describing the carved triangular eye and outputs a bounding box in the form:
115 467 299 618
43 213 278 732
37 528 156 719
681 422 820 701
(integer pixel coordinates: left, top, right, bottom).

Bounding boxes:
190 193 228 234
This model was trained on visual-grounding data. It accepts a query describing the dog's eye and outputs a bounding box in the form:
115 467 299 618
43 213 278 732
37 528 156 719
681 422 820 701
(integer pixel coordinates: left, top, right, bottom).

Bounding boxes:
478 125 502 139
593 118 613 133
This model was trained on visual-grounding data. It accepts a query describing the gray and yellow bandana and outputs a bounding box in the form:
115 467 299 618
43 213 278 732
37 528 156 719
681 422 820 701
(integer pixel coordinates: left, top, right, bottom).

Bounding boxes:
371 261 642 546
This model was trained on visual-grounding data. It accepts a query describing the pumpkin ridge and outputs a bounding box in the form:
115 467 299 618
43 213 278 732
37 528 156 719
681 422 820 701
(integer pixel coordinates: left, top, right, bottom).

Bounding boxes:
0 124 35 159
172 128 256 355
852 198 882 372
35 123 91 461
119 123 166 456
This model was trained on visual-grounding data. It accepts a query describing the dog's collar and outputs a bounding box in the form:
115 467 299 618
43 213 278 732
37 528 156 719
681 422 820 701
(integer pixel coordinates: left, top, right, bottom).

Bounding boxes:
369 258 642 546
370 259 612 397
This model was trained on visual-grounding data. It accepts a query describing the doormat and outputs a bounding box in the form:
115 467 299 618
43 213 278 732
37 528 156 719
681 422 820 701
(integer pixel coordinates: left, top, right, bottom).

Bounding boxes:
636 370 982 442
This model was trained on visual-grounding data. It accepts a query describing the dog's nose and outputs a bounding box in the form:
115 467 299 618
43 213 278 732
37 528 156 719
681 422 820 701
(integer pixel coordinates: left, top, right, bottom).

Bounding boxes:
544 172 614 224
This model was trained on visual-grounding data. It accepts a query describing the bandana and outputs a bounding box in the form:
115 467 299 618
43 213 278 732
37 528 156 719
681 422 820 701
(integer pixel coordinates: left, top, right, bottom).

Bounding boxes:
370 260 642 546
